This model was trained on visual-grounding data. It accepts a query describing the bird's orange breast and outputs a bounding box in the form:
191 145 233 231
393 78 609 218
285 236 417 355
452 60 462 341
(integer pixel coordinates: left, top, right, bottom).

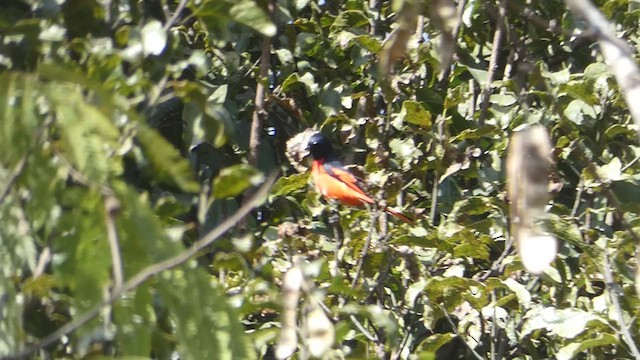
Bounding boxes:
311 161 373 206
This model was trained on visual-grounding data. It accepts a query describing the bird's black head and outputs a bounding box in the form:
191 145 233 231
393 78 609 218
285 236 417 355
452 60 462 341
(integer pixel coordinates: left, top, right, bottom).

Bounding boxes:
308 133 334 160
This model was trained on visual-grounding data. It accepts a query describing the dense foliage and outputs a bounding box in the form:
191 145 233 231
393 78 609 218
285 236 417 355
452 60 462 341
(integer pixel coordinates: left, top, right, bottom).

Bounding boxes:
2 0 640 359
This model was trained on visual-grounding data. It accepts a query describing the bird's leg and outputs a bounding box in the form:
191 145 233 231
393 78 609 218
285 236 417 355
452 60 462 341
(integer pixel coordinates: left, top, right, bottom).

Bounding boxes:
327 201 344 247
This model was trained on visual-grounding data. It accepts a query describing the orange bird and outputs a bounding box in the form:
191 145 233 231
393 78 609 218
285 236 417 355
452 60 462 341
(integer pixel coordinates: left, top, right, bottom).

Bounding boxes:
307 133 413 224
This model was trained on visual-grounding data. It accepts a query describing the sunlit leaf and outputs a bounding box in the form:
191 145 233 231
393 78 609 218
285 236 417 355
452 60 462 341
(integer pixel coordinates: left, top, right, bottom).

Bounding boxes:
213 164 263 199
400 100 432 128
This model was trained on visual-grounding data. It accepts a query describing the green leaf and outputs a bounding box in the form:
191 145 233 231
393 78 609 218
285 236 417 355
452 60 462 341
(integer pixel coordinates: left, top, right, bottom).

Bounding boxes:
415 333 456 354
271 172 309 197
556 333 618 360
330 10 369 33
400 100 432 128
136 124 199 192
229 0 276 36
158 267 255 360
596 157 622 181
521 307 600 339
0 72 40 164
355 35 382 53
213 164 264 199
48 82 120 184
490 93 517 107
453 242 490 260
611 181 640 212
502 278 531 308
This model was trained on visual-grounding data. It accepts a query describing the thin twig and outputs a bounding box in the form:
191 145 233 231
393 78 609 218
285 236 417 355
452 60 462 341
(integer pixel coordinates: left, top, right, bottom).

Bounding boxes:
1 172 278 360
349 315 378 342
478 0 507 126
0 156 28 206
351 208 378 288
247 0 275 167
163 0 188 32
330 205 344 277
603 249 640 359
104 195 124 293
429 170 439 224
622 153 640 172
570 180 583 218
439 305 485 360
32 246 52 278
479 237 513 281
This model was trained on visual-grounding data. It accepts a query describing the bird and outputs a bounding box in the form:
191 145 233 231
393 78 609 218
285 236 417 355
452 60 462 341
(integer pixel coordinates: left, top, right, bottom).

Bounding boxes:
307 132 413 224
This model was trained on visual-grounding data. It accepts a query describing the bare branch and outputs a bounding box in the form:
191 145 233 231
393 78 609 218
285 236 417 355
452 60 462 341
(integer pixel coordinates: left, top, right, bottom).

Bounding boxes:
1 172 278 360
479 0 507 126
439 305 485 360
603 249 640 359
163 0 188 32
437 0 467 86
104 195 124 293
248 0 276 167
564 0 640 139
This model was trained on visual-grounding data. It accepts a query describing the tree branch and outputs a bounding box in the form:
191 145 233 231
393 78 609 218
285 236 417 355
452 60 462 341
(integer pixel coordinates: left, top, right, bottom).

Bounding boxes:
564 0 640 140
104 195 124 293
247 0 276 167
1 171 278 360
478 0 507 127
603 249 640 359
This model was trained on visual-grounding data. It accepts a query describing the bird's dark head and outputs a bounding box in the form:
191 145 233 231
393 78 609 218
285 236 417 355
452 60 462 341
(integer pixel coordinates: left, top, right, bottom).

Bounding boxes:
308 133 334 160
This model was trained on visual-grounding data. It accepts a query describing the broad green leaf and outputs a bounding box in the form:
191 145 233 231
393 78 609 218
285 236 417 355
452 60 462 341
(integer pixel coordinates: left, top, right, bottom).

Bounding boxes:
158 266 255 360
271 172 309 197
453 242 490 260
466 67 489 85
229 0 276 36
0 72 40 164
400 100 432 128
48 83 120 184
490 93 517 107
597 157 622 181
503 278 531 308
355 35 382 53
114 284 154 356
556 333 618 360
330 10 369 33
415 333 456 354
521 307 601 339
584 62 610 80
136 124 199 192
425 277 483 311
212 164 263 199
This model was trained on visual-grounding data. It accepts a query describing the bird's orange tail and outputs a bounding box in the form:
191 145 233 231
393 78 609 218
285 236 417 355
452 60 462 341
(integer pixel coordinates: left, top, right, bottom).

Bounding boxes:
383 207 414 224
